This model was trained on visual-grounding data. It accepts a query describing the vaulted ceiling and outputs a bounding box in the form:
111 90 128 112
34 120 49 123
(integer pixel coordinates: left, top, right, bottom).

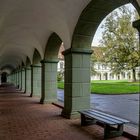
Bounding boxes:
0 0 139 74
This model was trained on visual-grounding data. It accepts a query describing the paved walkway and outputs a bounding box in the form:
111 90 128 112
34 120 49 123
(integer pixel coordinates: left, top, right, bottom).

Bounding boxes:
57 89 139 130
0 84 131 140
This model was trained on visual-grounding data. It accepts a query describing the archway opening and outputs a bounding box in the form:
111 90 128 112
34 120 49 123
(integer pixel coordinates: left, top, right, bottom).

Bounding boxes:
42 32 64 104
1 72 7 83
31 48 42 97
90 3 139 135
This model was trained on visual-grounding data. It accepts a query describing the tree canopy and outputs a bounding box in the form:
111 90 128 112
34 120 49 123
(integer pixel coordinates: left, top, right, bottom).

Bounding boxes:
100 5 139 81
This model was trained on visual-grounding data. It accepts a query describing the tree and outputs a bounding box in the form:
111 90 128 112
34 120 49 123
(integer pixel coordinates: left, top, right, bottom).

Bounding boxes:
90 47 105 76
100 5 139 81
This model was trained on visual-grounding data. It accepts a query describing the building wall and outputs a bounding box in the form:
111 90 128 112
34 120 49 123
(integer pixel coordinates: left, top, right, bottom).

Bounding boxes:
57 60 140 81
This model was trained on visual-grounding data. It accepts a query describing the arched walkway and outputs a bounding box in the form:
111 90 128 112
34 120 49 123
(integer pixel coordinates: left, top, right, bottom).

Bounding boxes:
30 49 42 97
40 33 62 104
0 83 133 140
2 0 140 139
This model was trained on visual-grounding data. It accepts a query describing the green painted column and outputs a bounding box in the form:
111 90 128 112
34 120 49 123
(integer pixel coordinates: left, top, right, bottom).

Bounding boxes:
12 73 14 84
17 70 20 88
6 75 10 84
12 73 15 84
16 71 19 88
14 72 16 85
61 48 92 118
21 68 25 92
9 74 12 83
40 59 58 104
30 64 41 97
10 74 13 83
19 69 22 90
30 66 33 97
26 67 31 93
15 72 17 86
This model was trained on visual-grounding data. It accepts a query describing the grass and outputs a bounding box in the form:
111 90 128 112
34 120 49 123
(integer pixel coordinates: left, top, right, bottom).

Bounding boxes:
58 80 140 95
58 82 64 89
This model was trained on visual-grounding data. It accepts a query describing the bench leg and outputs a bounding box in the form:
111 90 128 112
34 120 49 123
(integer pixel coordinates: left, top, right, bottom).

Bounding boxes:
81 114 96 126
104 124 123 139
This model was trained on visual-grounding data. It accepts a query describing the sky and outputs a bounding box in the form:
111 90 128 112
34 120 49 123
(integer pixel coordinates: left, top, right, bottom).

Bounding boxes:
91 3 136 46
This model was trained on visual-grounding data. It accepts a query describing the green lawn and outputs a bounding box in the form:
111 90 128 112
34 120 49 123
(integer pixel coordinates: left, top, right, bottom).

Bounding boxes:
58 80 140 95
58 82 64 89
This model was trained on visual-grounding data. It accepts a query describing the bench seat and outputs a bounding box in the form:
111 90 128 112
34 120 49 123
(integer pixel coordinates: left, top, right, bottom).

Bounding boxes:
79 109 130 139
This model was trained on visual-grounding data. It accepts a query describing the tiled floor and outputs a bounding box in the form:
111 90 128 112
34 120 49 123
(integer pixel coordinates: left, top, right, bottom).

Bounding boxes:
0 84 130 140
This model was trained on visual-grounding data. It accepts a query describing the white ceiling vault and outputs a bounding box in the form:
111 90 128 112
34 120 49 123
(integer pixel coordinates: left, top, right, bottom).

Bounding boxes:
0 0 139 73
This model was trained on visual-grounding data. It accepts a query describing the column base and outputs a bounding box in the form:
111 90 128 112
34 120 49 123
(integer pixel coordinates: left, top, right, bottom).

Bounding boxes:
30 93 33 97
40 98 57 104
61 109 80 119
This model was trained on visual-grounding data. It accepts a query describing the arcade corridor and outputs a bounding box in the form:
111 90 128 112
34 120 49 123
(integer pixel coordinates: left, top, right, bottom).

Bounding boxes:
0 0 140 139
0 83 131 140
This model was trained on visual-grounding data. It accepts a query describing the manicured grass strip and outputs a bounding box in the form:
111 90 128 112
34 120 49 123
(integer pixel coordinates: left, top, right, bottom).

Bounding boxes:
57 82 64 89
90 82 139 94
58 80 140 95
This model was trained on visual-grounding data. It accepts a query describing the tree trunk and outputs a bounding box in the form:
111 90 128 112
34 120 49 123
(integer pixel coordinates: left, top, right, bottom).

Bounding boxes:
132 68 136 82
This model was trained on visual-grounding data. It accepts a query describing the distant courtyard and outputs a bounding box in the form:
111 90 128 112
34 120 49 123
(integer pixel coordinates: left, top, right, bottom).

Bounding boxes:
57 79 139 135
58 80 139 94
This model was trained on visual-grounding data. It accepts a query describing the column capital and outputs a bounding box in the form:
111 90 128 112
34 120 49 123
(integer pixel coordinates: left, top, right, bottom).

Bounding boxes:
30 64 41 68
21 67 26 71
40 59 59 64
133 19 140 31
25 66 31 70
62 48 93 55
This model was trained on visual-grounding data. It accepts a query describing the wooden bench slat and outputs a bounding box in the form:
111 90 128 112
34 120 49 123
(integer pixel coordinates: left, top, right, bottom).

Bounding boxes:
80 111 117 125
89 109 129 123
79 109 130 139
85 110 123 124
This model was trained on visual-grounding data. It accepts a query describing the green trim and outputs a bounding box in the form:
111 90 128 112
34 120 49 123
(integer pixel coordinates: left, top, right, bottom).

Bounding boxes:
25 67 31 70
31 64 41 68
62 48 93 55
40 59 59 63
22 68 26 71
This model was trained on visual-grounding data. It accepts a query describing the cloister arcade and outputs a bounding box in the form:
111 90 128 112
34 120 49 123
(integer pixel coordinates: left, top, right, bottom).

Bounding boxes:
0 0 140 138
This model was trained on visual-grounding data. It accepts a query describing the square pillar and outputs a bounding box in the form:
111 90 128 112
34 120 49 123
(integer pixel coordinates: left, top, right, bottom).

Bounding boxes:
21 68 25 92
17 70 19 88
30 64 41 97
18 69 22 90
15 72 18 87
26 67 31 93
40 59 58 104
61 48 92 118
13 72 16 85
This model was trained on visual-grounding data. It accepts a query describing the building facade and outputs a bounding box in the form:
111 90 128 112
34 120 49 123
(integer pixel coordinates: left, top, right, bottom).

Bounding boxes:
57 46 140 81
91 62 140 81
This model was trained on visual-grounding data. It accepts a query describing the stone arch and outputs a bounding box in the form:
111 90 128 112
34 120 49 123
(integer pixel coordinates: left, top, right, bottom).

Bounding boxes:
26 57 31 66
44 33 62 60
1 65 15 74
1 72 8 83
61 0 140 119
40 33 63 104
71 0 140 49
1 65 14 84
31 48 42 97
21 61 25 67
32 48 42 65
